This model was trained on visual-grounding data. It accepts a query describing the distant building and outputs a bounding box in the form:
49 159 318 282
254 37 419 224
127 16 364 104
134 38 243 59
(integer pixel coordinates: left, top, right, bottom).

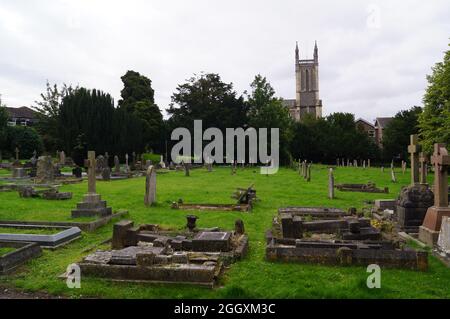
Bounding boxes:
6 106 38 126
356 118 376 140
282 42 323 121
374 117 393 147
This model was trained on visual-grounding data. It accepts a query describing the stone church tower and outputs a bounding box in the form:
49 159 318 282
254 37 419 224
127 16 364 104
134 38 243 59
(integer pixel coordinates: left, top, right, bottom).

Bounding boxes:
283 42 323 121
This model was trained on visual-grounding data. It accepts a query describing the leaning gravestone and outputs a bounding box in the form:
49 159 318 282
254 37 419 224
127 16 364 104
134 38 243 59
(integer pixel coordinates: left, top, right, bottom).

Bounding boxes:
419 143 450 246
144 165 156 206
36 156 54 183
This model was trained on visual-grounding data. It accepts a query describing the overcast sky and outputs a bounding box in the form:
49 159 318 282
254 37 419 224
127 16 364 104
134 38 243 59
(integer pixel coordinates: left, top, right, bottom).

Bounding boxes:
0 0 449 122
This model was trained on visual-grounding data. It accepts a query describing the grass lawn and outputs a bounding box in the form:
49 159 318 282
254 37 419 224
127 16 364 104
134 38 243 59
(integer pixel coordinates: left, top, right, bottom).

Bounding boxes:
0 165 449 299
0 227 62 235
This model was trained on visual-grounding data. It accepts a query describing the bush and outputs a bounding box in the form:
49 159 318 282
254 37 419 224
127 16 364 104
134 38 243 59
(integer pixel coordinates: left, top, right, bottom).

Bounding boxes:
6 126 44 159
141 153 161 163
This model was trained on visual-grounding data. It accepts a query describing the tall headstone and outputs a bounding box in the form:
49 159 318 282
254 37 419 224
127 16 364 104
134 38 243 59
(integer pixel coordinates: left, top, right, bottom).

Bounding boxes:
60 151 66 165
419 152 428 184
419 143 450 246
363 160 366 169
408 135 421 184
144 165 156 206
102 167 111 180
71 151 112 218
328 168 334 199
368 159 371 168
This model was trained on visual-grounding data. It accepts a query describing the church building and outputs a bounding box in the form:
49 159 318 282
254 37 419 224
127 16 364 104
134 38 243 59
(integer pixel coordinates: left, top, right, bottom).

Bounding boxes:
283 42 323 121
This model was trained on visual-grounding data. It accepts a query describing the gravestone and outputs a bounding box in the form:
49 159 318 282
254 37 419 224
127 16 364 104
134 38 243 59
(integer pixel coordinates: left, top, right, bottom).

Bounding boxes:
36 156 54 183
391 168 397 183
183 162 190 176
363 160 366 169
124 153 129 173
159 155 166 169
71 151 112 218
60 151 66 165
235 219 245 235
306 164 311 182
96 155 106 174
408 135 420 184
114 155 120 173
397 184 434 232
302 161 307 178
419 143 450 246
328 168 335 199
102 167 111 181
368 159 371 168
381 166 384 173
419 152 428 184
144 165 156 206
437 217 450 258
401 161 406 175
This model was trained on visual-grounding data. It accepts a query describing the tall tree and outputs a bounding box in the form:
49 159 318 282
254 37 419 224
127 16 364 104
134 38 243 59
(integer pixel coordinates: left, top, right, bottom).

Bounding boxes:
32 81 77 152
167 73 247 131
382 106 422 161
246 75 293 164
118 70 163 152
419 44 450 154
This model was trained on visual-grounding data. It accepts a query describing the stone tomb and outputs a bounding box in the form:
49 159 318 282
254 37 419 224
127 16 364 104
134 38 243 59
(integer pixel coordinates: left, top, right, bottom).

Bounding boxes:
71 151 112 218
419 143 450 246
76 218 249 287
266 210 428 271
0 241 42 275
335 182 388 194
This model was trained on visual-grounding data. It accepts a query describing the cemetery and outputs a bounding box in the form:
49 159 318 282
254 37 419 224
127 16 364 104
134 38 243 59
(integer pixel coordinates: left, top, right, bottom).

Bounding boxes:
1 145 450 298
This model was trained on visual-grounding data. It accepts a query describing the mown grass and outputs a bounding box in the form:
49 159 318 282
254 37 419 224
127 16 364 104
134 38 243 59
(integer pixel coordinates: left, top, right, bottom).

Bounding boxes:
0 165 449 299
0 227 61 235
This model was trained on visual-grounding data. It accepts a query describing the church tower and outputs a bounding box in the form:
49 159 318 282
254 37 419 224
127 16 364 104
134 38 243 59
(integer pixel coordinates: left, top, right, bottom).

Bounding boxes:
293 41 322 120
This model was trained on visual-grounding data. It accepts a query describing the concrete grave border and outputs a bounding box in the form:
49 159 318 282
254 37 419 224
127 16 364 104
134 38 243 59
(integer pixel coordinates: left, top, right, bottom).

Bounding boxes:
0 224 81 249
0 241 42 275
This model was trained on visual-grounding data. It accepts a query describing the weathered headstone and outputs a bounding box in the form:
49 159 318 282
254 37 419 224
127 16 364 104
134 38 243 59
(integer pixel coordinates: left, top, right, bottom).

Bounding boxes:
102 167 111 181
368 159 371 168
363 160 366 169
328 168 334 199
419 152 428 184
419 143 450 246
183 161 190 176
36 156 54 183
408 134 420 184
306 164 311 182
144 165 156 206
114 155 120 173
96 155 105 174
60 151 66 165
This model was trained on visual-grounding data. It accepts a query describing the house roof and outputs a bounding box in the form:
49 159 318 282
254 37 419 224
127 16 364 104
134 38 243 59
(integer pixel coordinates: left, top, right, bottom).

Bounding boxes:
356 118 375 128
6 106 38 120
375 117 394 128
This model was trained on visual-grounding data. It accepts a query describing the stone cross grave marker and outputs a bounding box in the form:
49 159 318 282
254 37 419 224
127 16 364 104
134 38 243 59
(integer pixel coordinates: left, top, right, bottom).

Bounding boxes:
144 165 156 206
86 151 97 194
328 168 334 199
419 152 428 184
405 134 421 185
